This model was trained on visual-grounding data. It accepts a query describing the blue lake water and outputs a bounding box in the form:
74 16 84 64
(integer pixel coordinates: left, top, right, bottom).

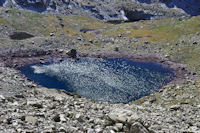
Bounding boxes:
19 58 174 103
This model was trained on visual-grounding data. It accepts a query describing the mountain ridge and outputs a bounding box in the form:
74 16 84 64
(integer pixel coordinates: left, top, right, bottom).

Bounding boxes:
1 0 200 21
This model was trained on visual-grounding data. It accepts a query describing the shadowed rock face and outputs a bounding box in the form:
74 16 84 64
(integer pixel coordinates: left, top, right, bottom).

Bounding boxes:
9 31 34 40
106 9 154 23
0 0 4 6
124 9 154 21
138 0 200 16
15 0 48 8
13 0 49 12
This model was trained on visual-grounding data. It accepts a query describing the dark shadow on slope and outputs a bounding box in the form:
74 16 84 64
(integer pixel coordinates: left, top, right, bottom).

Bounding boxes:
0 0 6 6
106 20 127 24
137 0 151 4
22 6 47 13
106 10 154 24
11 0 50 12
9 31 35 40
82 5 104 20
137 0 200 16
124 10 154 21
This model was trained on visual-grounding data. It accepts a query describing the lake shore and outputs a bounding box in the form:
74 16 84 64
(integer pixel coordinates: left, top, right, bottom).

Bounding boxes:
0 49 197 83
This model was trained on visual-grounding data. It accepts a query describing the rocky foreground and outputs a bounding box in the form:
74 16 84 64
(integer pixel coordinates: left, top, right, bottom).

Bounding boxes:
0 66 200 133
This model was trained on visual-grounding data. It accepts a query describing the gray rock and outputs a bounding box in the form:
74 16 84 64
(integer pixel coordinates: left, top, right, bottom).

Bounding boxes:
87 128 95 133
129 122 149 133
59 127 67 132
25 116 37 125
108 109 131 123
27 100 43 108
0 95 5 103
113 123 123 132
60 114 66 122
75 114 84 123
115 123 123 129
0 117 5 124
53 114 61 122
117 116 127 123
169 105 181 111
95 128 103 133
127 113 140 124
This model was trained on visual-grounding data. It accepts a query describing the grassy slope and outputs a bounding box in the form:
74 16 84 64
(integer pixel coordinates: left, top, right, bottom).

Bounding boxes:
1 7 200 72
0 8 107 36
105 17 200 42
0 8 200 74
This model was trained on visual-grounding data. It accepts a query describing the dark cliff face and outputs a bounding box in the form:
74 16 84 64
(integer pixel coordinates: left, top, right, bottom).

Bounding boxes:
138 0 200 16
15 0 49 8
0 0 5 6
13 0 50 12
123 9 154 21
0 0 200 21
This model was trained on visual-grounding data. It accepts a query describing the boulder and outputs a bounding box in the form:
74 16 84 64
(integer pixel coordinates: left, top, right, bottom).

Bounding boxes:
25 116 37 125
67 49 77 58
0 95 5 103
129 122 149 133
53 114 61 122
15 0 48 8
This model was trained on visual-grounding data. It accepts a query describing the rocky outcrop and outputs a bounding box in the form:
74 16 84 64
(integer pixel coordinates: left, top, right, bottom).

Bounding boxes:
0 0 5 6
137 0 200 16
123 9 154 21
1 0 199 21
15 0 48 8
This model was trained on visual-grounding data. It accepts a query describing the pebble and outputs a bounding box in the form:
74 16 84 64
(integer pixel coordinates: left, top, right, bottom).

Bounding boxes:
87 128 95 133
60 114 66 122
25 116 37 125
50 33 54 36
0 95 5 102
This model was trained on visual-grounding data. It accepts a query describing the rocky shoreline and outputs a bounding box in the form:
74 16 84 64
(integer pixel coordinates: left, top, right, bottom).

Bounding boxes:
0 49 199 132
0 64 200 132
0 49 197 83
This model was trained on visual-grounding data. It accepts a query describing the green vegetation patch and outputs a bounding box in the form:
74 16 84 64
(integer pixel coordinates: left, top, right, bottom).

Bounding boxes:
102 17 200 43
0 16 9 26
0 8 108 37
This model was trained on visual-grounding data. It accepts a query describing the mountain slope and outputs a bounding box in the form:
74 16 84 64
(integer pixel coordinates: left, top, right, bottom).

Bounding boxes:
1 0 200 21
